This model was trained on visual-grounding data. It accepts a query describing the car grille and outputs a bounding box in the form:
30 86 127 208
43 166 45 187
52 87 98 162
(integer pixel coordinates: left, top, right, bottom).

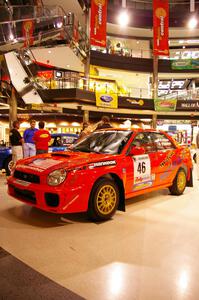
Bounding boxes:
14 170 40 184
10 185 36 204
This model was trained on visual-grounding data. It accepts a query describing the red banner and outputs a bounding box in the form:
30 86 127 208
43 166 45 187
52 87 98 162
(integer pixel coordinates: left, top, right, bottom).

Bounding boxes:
90 0 107 48
22 20 34 47
153 0 169 56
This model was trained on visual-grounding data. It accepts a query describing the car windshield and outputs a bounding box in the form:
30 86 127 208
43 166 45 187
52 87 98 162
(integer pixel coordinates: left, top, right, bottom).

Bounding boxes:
72 130 132 154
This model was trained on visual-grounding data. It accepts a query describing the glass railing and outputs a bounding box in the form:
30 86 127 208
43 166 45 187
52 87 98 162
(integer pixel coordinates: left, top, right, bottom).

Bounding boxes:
91 46 199 61
32 72 199 101
0 6 89 60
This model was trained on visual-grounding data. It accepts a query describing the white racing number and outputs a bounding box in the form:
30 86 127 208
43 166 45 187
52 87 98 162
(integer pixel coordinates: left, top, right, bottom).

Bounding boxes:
133 154 152 190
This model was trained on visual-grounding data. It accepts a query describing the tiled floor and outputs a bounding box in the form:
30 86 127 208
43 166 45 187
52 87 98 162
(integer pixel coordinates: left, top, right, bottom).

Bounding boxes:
1 170 199 299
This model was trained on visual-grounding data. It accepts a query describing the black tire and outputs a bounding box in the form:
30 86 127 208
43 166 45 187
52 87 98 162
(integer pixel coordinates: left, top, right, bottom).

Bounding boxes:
169 168 187 196
4 156 14 176
88 178 119 221
193 153 196 164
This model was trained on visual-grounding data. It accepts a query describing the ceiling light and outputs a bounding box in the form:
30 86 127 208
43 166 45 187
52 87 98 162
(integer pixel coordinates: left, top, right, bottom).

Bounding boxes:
188 17 198 29
118 10 129 27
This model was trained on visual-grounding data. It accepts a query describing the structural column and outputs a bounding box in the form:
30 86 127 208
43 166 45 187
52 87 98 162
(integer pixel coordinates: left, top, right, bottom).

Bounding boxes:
9 87 17 129
152 114 157 129
83 110 89 123
152 55 158 100
83 8 90 90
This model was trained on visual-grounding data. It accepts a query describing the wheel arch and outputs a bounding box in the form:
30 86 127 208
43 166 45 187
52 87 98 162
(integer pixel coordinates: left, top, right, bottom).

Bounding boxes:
90 172 125 212
2 154 12 169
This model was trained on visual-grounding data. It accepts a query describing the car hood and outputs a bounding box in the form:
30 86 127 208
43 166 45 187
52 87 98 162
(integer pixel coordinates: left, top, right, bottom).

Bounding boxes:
15 151 117 174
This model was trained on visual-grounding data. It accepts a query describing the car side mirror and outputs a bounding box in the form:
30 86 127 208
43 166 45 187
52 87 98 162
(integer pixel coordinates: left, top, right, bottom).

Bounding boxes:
129 146 145 156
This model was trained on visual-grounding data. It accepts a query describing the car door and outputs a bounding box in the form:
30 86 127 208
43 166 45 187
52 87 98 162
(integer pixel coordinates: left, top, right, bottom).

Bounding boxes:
125 132 157 196
150 132 178 185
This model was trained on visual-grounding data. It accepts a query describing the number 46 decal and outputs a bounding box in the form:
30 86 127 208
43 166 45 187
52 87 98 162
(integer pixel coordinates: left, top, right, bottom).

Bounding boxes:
137 161 146 174
133 154 151 184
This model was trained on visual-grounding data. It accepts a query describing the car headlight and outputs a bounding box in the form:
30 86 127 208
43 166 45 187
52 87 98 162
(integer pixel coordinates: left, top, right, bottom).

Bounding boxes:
47 169 67 186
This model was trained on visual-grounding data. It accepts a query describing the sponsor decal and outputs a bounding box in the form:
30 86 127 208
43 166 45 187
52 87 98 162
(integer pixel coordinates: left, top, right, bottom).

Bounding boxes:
96 92 118 108
133 181 153 191
126 99 144 106
160 151 175 168
100 95 113 103
154 99 177 112
133 154 152 190
14 179 31 187
89 160 116 169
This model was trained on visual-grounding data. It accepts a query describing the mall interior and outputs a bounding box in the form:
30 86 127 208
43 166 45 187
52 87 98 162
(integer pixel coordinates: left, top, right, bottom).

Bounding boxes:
1 0 199 299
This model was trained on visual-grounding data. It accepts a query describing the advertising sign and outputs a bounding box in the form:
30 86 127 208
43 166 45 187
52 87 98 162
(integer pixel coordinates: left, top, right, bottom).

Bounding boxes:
22 20 34 47
171 59 199 70
90 0 107 47
154 99 177 111
96 93 118 108
118 97 154 110
176 100 199 111
153 0 169 56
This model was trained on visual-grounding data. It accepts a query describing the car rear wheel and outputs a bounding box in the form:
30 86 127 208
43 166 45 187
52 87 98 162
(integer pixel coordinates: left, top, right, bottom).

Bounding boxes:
4 156 14 176
88 178 119 221
169 168 187 196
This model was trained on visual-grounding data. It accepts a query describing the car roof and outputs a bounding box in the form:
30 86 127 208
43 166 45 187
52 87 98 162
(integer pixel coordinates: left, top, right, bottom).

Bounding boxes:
94 128 162 133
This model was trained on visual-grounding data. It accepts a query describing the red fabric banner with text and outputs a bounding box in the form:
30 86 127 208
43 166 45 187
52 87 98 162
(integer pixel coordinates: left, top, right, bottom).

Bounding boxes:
90 0 107 48
153 0 169 56
22 20 34 47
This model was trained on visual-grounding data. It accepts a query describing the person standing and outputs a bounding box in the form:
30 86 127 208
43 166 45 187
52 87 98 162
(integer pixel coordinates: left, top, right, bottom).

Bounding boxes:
33 121 51 154
96 116 112 130
23 119 38 157
196 129 199 180
9 120 23 164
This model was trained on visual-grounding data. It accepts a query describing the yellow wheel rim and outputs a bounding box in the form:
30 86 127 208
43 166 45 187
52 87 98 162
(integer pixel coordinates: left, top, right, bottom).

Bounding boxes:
177 171 186 192
96 184 117 215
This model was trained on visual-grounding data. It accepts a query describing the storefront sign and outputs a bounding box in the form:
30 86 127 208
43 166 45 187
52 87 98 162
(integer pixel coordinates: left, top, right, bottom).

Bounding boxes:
90 0 107 47
153 0 169 56
22 20 34 47
37 70 53 79
154 99 177 111
96 93 118 108
171 59 199 70
118 97 154 110
176 100 199 111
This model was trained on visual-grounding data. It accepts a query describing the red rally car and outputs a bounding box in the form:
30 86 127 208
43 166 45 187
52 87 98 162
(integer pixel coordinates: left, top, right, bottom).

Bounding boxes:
7 129 193 221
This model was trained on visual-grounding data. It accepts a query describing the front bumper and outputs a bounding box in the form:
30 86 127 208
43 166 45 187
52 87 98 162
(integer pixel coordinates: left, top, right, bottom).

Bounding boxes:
7 176 88 214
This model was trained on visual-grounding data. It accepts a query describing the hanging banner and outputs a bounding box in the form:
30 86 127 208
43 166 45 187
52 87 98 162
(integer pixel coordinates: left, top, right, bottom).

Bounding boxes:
153 0 169 56
90 0 107 48
154 99 177 111
22 20 34 47
96 93 118 108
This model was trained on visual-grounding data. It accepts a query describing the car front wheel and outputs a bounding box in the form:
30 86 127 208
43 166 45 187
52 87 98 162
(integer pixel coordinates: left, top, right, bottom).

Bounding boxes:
4 156 14 176
169 168 187 196
88 178 119 221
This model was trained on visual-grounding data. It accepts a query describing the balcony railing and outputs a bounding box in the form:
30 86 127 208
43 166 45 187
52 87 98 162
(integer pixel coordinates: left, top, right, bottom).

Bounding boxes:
32 72 199 101
0 6 89 61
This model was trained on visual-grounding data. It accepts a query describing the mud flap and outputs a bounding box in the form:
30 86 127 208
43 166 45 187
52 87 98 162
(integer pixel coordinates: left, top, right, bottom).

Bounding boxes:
187 168 193 187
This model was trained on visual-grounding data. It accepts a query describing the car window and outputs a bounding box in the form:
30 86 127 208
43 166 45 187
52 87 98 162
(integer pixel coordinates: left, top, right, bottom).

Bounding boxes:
151 132 176 150
49 135 77 147
130 132 156 153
